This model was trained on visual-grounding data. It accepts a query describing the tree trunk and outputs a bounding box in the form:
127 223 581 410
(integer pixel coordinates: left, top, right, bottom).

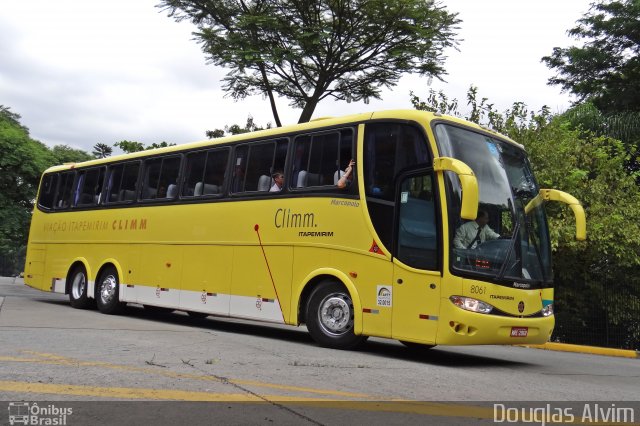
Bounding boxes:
298 98 319 123
258 63 282 127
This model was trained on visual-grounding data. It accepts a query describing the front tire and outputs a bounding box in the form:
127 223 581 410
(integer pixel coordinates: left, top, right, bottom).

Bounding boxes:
306 281 366 349
69 266 92 309
96 266 125 315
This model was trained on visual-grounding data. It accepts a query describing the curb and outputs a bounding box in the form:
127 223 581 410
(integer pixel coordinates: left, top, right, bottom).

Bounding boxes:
522 342 639 359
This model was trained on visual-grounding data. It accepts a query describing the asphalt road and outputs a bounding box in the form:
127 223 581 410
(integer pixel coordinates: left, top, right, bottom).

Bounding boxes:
1 277 638 425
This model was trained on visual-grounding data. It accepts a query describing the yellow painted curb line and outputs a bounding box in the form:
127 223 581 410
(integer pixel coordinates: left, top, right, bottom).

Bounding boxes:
522 342 638 359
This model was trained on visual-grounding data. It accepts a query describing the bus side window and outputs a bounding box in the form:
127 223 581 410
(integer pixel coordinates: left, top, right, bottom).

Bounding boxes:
183 151 206 197
106 162 140 203
38 173 59 210
141 156 180 200
292 130 352 190
54 172 75 209
232 139 286 193
74 167 105 207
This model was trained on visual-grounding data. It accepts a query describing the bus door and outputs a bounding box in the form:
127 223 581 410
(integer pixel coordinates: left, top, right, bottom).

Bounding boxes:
391 171 442 344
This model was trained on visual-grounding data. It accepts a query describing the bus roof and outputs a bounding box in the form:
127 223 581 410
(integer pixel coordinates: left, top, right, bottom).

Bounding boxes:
42 109 521 173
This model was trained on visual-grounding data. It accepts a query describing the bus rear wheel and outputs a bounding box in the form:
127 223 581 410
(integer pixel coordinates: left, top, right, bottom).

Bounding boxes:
69 265 92 309
96 266 125 315
306 281 366 350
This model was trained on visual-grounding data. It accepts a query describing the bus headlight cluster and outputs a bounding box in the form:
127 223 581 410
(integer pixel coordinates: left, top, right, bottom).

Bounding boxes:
450 296 494 314
542 303 554 317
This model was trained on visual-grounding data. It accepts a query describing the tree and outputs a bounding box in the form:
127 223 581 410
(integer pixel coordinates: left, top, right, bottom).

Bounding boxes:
92 143 113 158
113 140 176 154
561 102 640 173
0 106 52 275
206 115 271 139
542 0 640 113
114 140 145 154
50 145 93 164
159 0 460 125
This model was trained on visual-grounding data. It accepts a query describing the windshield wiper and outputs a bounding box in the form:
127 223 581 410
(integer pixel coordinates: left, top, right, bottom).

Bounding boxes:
496 221 520 280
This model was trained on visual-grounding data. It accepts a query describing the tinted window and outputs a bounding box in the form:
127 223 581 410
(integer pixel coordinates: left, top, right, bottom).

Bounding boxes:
38 174 59 209
183 148 229 197
292 129 353 189
106 162 140 203
364 123 430 201
141 156 181 200
232 139 287 193
397 173 438 270
73 167 105 206
54 172 75 209
362 123 431 251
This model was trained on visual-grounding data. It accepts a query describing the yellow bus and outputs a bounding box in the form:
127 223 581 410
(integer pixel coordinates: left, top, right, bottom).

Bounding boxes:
24 110 585 349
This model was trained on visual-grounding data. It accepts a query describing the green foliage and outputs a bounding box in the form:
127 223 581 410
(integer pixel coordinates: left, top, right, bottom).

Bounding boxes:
542 0 640 113
0 106 53 274
159 0 460 123
92 143 113 158
114 140 176 154
412 87 640 348
206 115 271 139
146 141 176 150
561 102 640 172
114 140 145 154
50 145 94 164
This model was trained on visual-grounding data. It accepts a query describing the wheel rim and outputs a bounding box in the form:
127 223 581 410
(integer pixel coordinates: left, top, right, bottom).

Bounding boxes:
317 292 353 336
71 272 86 300
99 274 118 305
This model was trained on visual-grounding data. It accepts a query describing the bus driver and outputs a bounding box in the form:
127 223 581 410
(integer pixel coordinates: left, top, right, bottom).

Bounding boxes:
453 209 500 249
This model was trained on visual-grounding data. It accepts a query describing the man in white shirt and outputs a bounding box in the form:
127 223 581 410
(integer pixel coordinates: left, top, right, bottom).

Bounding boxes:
453 209 500 249
270 172 284 192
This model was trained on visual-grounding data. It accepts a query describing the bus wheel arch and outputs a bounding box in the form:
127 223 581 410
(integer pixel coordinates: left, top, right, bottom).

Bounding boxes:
94 261 125 315
296 271 366 350
66 260 93 309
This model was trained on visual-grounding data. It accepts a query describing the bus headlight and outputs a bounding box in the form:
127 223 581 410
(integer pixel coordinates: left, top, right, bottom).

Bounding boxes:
542 303 554 317
450 296 494 314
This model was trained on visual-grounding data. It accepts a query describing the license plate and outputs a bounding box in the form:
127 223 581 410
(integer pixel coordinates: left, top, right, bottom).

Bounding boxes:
510 327 528 337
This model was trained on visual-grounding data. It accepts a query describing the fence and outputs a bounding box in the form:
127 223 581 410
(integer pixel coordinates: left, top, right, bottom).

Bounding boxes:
553 278 640 350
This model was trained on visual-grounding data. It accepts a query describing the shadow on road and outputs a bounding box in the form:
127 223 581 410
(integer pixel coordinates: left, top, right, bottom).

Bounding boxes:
33 297 532 369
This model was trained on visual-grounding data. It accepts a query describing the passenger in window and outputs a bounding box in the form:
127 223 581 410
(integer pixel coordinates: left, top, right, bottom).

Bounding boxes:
337 159 355 189
270 172 284 192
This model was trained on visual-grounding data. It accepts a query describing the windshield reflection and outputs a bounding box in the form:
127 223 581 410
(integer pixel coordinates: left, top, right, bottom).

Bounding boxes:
435 124 552 287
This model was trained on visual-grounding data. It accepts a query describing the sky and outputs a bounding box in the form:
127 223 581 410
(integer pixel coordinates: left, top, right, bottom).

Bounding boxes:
1 0 593 154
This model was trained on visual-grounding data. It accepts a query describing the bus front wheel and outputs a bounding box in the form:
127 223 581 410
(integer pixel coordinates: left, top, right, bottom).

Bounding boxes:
96 266 125 315
69 265 93 309
306 281 366 350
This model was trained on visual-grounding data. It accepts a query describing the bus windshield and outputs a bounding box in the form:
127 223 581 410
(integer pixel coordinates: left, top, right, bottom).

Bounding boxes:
435 123 553 287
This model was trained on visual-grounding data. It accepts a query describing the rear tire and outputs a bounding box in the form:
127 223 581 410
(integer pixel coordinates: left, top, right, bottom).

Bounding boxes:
69 266 92 309
306 281 367 349
96 266 125 315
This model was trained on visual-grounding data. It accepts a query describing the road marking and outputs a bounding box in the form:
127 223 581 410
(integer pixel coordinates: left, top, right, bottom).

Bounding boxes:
0 379 498 420
0 380 321 402
0 351 373 399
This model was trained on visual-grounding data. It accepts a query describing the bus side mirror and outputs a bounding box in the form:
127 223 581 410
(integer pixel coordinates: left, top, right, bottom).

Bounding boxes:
525 189 586 241
433 157 479 220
